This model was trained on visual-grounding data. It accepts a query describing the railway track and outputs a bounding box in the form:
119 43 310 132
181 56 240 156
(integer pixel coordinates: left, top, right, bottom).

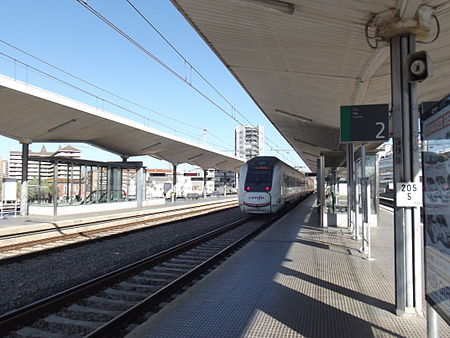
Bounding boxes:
379 196 394 208
0 199 237 261
0 202 295 337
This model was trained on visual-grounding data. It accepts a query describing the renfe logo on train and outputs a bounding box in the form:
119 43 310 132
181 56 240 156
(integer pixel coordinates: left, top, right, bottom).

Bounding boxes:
247 194 268 201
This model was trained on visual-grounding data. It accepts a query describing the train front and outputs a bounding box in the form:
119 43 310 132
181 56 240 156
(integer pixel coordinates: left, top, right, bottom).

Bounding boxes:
239 157 276 214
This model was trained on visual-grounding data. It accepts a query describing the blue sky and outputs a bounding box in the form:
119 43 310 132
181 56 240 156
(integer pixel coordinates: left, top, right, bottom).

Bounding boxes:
0 0 306 170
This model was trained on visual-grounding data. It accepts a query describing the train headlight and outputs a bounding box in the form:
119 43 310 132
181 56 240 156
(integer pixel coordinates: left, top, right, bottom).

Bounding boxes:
245 186 251 191
265 186 271 191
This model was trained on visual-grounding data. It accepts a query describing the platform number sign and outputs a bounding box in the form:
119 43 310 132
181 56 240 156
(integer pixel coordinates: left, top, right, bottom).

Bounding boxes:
340 104 389 142
396 182 422 207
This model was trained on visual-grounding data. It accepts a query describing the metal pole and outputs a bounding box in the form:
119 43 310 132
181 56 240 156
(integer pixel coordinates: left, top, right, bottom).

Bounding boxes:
203 169 207 198
361 145 368 253
53 160 58 216
66 163 70 204
319 154 326 227
355 156 361 240
70 163 74 205
224 172 227 197
78 164 82 203
391 34 420 315
346 143 353 231
38 161 41 204
426 304 439 338
20 142 30 216
136 166 144 207
106 166 111 203
172 164 177 202
351 146 357 239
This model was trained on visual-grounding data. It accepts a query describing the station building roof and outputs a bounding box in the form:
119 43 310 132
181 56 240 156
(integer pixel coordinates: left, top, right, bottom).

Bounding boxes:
0 75 245 172
171 0 450 171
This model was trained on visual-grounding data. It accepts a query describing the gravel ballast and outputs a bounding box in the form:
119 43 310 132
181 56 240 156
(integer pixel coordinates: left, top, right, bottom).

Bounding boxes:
0 207 244 315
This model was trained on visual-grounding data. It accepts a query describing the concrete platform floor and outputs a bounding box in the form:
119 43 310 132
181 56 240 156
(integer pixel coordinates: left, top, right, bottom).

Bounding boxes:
127 194 450 338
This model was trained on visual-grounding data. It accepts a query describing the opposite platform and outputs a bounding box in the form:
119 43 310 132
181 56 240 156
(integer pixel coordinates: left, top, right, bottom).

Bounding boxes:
127 194 450 338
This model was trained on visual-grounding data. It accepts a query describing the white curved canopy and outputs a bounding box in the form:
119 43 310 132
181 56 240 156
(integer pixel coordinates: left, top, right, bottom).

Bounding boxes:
171 0 450 171
0 75 245 172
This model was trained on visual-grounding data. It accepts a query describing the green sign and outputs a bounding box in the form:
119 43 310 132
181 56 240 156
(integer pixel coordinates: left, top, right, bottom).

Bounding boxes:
340 104 389 142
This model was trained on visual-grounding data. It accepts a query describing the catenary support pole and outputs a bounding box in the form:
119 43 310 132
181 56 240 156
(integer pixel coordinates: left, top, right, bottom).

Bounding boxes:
390 34 422 316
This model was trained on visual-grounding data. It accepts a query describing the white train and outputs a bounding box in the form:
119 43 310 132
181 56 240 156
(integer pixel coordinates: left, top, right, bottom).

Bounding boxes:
238 156 314 214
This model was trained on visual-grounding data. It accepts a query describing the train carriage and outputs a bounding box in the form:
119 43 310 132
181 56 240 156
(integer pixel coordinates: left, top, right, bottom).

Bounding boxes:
238 156 314 214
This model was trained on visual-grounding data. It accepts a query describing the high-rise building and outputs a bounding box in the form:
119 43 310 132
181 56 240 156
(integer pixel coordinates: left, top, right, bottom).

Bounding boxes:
234 125 264 161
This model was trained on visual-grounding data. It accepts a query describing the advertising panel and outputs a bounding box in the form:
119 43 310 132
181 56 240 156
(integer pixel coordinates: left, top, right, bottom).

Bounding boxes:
421 94 450 325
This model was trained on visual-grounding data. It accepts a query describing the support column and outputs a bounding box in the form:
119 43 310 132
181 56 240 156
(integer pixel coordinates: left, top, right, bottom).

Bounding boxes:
351 147 358 239
319 154 326 227
223 172 227 197
347 143 355 233
53 160 58 216
136 166 145 207
106 166 111 203
361 145 368 253
203 169 208 198
66 163 70 204
38 161 42 204
20 142 30 216
172 164 177 202
391 34 422 316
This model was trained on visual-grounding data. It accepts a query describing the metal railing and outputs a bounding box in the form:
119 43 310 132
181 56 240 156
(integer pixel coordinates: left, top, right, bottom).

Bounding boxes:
0 201 20 219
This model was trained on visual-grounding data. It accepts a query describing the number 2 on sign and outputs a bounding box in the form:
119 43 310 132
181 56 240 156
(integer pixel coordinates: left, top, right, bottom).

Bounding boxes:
375 122 385 139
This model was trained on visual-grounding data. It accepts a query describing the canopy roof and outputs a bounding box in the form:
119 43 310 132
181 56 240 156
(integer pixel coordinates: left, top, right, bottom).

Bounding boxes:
171 0 450 171
0 75 245 172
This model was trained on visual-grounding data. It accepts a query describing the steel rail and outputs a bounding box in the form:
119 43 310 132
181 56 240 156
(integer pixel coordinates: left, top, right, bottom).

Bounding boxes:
0 199 236 241
87 210 287 337
0 200 237 260
0 215 252 333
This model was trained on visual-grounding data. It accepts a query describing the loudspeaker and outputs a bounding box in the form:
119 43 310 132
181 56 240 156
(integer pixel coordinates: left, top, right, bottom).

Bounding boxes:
407 51 433 83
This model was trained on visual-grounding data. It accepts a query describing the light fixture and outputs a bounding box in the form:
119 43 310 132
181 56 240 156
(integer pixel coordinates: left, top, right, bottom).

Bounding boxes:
188 153 204 161
47 119 77 133
293 137 318 147
236 0 295 15
140 142 161 152
275 109 313 123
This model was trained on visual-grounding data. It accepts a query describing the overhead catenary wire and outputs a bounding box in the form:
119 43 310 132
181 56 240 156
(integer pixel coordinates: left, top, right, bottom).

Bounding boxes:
0 39 232 148
122 0 303 167
75 0 247 130
0 52 229 149
125 0 254 127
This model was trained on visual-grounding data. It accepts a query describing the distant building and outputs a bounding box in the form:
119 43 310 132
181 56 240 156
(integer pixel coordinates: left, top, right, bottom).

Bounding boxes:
8 145 81 180
235 125 264 161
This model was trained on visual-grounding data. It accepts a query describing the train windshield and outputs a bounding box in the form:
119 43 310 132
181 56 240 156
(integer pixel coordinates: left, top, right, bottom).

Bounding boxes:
245 165 273 192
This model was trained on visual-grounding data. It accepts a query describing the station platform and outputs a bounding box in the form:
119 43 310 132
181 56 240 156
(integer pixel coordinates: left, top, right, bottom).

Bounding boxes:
0 196 236 235
127 194 450 338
